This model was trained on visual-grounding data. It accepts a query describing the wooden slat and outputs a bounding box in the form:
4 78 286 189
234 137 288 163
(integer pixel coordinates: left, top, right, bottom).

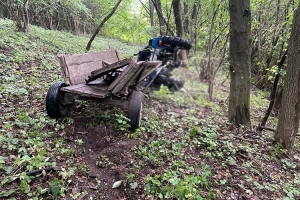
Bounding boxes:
107 61 139 92
111 64 144 94
136 61 162 83
108 61 161 95
61 84 110 98
57 49 119 85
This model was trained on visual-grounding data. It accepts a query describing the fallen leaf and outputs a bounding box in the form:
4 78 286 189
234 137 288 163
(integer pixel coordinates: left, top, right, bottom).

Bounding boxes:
112 180 123 188
130 182 138 189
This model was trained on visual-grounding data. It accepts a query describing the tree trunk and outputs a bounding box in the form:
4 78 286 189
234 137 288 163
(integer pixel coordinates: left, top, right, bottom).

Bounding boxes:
23 0 29 32
191 0 200 47
173 0 184 37
173 0 188 67
228 0 251 127
86 0 123 51
275 1 300 153
207 5 218 100
149 0 155 36
150 0 169 35
183 2 190 35
155 0 166 35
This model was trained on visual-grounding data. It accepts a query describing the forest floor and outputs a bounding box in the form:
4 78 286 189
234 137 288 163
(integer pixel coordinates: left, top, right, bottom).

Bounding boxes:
1 19 300 200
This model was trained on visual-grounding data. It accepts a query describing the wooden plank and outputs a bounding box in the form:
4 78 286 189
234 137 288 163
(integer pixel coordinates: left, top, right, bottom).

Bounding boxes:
111 64 144 94
108 61 161 95
107 61 139 92
57 55 71 85
61 84 110 98
136 61 162 83
57 49 119 85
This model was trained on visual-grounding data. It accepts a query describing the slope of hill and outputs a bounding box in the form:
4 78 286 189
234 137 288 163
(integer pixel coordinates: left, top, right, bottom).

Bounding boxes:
0 19 300 200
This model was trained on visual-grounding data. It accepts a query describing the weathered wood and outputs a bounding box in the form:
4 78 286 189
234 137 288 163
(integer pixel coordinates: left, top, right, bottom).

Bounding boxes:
111 63 144 95
58 49 160 99
61 83 110 98
86 58 132 83
136 61 162 82
107 61 139 93
107 61 161 95
58 49 119 85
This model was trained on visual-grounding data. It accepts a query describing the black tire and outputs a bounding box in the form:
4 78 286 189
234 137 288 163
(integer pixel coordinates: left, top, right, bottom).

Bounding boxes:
128 91 144 130
46 81 70 119
161 36 192 50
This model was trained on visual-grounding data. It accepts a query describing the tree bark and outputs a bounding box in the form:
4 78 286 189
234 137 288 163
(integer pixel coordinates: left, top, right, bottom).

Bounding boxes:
173 0 188 67
183 3 190 35
228 0 251 127
153 0 166 35
23 0 29 32
275 1 300 153
86 0 123 51
207 5 219 100
173 0 184 37
149 0 155 35
191 0 200 47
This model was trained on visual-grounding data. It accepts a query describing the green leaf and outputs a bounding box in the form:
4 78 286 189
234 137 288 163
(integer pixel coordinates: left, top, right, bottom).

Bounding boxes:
0 189 16 197
20 179 30 193
1 176 17 185
130 182 138 189
49 178 62 197
0 156 5 164
22 155 31 162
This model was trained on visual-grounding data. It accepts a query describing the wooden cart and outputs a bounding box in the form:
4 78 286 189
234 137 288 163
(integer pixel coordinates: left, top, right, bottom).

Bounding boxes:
45 49 161 130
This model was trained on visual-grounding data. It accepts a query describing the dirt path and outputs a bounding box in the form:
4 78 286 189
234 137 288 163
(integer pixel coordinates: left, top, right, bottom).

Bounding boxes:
64 114 141 199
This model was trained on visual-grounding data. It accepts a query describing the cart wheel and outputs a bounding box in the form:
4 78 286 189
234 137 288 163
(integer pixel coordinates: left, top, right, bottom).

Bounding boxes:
129 91 144 130
46 81 70 119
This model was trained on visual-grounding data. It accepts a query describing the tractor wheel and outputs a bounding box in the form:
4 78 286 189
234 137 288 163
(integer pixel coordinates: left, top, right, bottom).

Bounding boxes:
46 81 70 119
128 91 144 130
161 36 192 50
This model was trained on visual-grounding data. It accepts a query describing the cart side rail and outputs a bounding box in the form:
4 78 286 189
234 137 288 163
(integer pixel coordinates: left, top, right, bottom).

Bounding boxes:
57 49 120 85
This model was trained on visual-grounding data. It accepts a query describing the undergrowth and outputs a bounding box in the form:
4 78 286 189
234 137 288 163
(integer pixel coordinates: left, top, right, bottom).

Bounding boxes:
0 18 299 199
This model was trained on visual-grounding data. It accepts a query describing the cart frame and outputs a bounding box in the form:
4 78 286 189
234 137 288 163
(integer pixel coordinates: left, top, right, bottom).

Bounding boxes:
46 49 161 130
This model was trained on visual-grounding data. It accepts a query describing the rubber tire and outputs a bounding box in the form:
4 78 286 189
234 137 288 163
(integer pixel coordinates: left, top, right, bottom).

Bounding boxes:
46 81 70 119
161 36 192 50
128 91 144 130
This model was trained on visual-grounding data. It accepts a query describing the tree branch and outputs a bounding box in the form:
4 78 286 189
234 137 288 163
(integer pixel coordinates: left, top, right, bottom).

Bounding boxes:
86 0 123 51
259 50 288 128
139 0 150 15
150 0 174 35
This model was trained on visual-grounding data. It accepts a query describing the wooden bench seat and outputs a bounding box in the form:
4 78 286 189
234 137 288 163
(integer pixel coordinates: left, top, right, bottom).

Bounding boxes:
57 49 120 85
